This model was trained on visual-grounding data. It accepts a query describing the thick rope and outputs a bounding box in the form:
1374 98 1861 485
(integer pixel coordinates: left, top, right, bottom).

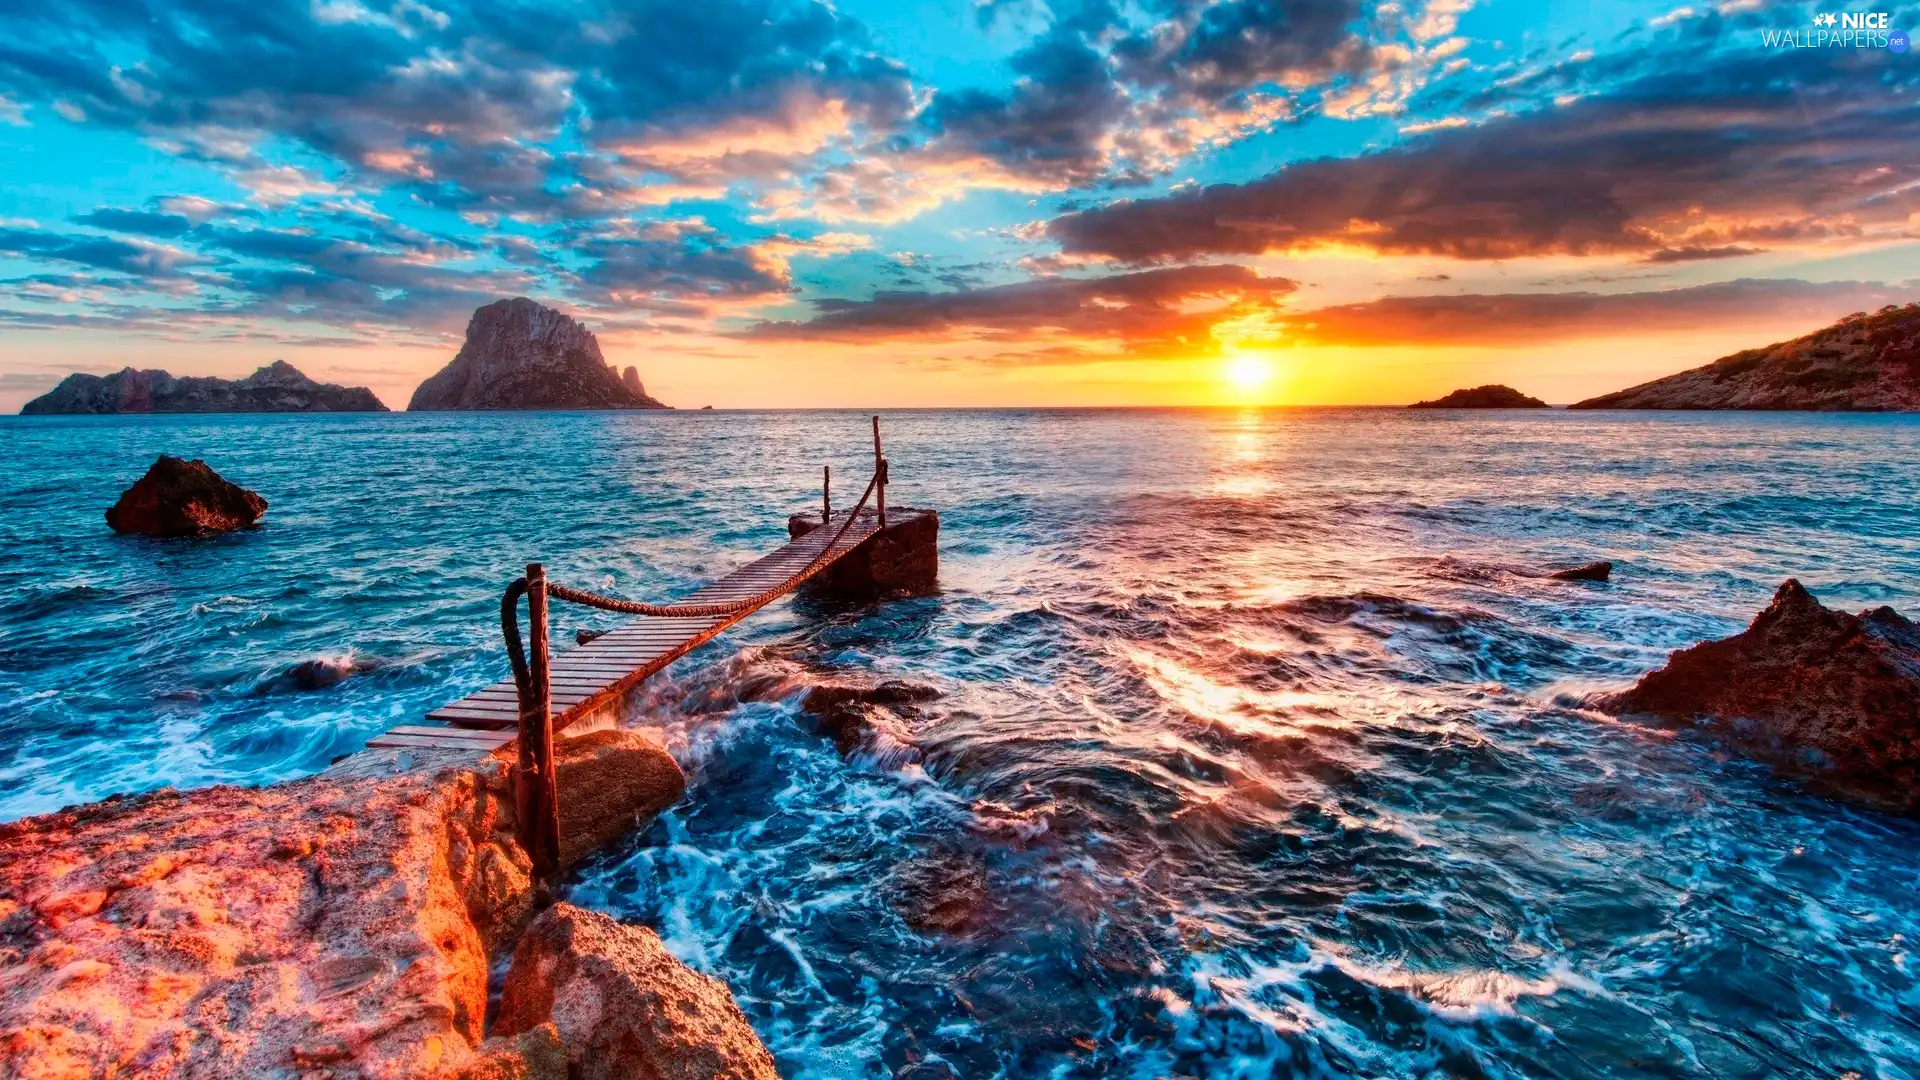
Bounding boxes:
546 471 881 620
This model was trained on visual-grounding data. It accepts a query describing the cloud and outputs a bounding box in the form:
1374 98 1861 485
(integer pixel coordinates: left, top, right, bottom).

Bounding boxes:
744 263 1297 363
1048 42 1920 263
72 207 194 237
0 226 207 277
1280 278 1911 347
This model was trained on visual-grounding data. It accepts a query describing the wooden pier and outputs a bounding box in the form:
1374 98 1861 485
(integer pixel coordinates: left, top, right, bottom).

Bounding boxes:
366 418 933 876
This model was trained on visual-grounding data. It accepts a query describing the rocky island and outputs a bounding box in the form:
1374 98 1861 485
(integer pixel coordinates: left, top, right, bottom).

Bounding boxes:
1408 385 1549 409
409 298 671 411
1571 302 1920 410
20 361 385 414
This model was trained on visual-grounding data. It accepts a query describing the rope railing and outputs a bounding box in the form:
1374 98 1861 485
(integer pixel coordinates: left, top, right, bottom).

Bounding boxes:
498 420 891 877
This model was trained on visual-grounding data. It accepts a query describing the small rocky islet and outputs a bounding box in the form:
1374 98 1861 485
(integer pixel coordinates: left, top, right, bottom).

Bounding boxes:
407 297 670 411
1408 384 1550 408
21 359 385 414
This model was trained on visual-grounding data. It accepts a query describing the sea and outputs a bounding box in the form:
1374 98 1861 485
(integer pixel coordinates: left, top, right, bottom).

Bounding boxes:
3 408 1918 1078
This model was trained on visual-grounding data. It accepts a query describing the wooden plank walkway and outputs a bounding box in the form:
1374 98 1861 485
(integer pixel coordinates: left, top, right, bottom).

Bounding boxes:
367 508 882 751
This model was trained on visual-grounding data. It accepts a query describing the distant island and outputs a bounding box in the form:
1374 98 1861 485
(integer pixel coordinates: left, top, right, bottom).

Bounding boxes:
408 297 670 411
20 361 386 415
1572 303 1920 410
1408 384 1549 409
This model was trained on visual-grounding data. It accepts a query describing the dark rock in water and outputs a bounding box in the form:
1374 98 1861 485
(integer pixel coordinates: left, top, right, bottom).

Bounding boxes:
1570 303 1920 411
1408 384 1549 409
800 679 939 765
408 297 671 411
1588 579 1920 812
495 903 778 1080
1548 560 1612 582
285 656 381 690
885 850 997 936
21 360 386 414
575 628 607 646
106 456 267 537
700 405 714 410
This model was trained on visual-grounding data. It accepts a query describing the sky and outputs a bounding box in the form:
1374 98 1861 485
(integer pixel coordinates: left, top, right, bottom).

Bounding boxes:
0 0 1916 411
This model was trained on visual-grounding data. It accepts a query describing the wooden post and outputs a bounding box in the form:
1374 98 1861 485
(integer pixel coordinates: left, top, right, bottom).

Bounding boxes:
871 415 886 528
517 563 561 878
823 464 831 524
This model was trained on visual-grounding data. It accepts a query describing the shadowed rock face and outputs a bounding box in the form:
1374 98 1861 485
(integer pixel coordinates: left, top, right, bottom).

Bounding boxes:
496 904 777 1080
105 456 267 537
0 731 687 1079
408 298 670 411
1588 579 1920 812
21 360 386 414
788 507 940 600
1571 303 1920 410
1408 384 1549 409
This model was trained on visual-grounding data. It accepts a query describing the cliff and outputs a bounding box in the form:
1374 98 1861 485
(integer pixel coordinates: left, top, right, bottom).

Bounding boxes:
1409 384 1548 409
1570 302 1920 410
408 298 670 411
20 361 386 414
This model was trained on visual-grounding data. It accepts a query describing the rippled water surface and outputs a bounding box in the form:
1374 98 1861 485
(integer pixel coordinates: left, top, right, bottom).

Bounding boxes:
5 408 1920 1078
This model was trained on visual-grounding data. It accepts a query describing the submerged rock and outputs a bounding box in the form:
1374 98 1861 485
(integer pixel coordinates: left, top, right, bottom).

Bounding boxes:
1588 579 1920 812
1408 385 1550 409
799 679 941 764
495 903 777 1080
0 732 688 1078
408 298 670 411
105 455 267 537
283 654 382 690
21 360 386 414
1547 560 1612 582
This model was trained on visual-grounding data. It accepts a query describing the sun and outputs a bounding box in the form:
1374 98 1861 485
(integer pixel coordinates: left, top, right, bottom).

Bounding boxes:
1223 354 1274 395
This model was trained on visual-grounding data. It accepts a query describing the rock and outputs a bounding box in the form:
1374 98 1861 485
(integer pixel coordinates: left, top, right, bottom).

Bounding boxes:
1570 303 1920 410
105 456 267 537
1548 561 1612 582
284 655 382 690
443 1024 568 1080
799 679 940 763
1408 384 1550 409
0 757 529 1078
408 298 671 411
884 850 997 936
495 904 777 1080
551 730 686 871
21 360 386 414
0 731 689 1078
621 366 646 398
787 507 939 599
1588 579 1920 812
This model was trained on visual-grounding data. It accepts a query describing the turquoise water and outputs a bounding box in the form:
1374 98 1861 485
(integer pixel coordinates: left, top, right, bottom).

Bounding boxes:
3 409 1919 1077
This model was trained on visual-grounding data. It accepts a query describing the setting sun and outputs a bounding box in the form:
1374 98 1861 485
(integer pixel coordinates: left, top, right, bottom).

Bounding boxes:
1224 354 1275 395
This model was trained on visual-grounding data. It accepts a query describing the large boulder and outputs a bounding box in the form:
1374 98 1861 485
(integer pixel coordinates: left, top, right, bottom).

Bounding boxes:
22 361 385 414
105 456 267 537
495 904 777 1080
408 298 669 411
552 730 686 871
1588 579 1920 811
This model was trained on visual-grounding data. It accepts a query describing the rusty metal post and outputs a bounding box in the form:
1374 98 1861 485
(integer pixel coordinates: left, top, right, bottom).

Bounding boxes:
823 464 831 523
517 562 561 878
871 415 887 528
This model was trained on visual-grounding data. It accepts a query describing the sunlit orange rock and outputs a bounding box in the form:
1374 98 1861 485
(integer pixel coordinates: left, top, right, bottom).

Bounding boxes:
0 731 686 1078
495 904 776 1080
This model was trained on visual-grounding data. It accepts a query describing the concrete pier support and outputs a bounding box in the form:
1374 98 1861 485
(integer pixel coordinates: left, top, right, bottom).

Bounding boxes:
787 507 938 600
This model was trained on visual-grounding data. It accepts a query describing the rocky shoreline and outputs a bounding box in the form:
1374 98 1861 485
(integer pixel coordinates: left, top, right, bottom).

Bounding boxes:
0 730 772 1079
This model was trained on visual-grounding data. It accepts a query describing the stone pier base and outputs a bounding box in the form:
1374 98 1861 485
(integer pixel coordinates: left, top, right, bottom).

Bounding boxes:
787 507 938 600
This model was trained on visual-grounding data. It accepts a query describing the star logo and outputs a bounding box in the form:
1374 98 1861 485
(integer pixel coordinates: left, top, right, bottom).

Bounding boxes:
1815 12 1838 26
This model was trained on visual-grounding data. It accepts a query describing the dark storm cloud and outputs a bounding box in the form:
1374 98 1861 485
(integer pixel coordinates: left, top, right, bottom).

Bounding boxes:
0 226 205 277
0 0 912 209
744 264 1295 361
71 208 195 237
1048 45 1920 263
917 0 1383 188
1283 279 1911 347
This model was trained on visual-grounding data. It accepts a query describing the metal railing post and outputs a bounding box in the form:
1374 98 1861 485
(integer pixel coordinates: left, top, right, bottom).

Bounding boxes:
517 562 561 878
871 415 887 528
